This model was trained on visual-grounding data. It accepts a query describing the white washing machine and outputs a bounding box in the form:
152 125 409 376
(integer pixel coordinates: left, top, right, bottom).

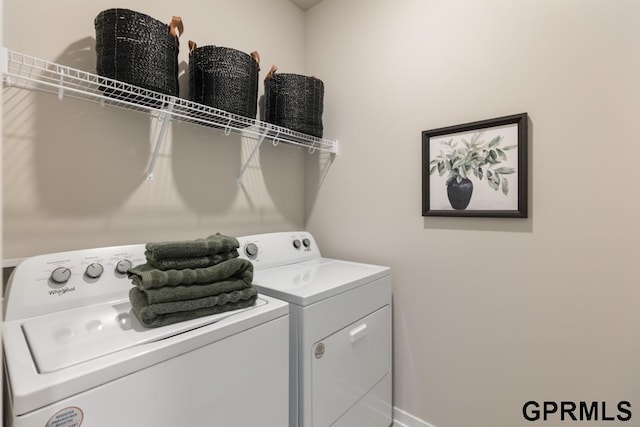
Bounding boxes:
237 232 393 427
2 244 289 427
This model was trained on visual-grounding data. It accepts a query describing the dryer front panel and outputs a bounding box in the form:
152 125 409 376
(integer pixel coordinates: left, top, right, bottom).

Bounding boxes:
311 305 391 426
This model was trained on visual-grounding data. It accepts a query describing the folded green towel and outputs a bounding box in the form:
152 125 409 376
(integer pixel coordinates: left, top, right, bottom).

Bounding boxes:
129 286 258 328
145 233 240 260
128 258 253 290
138 278 251 305
145 249 239 270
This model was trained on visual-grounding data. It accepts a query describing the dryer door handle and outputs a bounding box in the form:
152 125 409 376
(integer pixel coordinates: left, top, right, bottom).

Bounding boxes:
349 323 368 343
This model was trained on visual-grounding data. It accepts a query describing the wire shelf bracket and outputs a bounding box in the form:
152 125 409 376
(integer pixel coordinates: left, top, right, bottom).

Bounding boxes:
146 101 175 181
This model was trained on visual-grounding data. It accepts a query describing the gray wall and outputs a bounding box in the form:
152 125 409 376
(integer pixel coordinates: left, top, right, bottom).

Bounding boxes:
3 0 307 259
304 0 640 426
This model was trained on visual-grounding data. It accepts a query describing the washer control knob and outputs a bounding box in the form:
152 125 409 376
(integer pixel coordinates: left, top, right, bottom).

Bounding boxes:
85 263 104 279
245 243 259 257
115 259 133 274
293 239 301 249
302 238 311 248
50 267 72 284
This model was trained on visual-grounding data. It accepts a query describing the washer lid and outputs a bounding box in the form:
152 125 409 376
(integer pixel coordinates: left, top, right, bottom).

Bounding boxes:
22 297 268 373
253 258 390 306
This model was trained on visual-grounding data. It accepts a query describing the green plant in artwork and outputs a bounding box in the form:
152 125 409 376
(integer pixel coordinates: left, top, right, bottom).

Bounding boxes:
429 133 516 195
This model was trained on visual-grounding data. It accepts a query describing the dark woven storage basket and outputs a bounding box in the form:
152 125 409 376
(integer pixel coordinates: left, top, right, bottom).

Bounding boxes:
189 43 260 122
264 66 324 138
95 9 182 97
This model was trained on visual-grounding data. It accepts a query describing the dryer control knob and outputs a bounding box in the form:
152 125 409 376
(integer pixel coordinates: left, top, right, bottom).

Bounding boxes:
85 263 104 279
115 259 133 274
302 238 311 248
245 243 259 257
293 239 301 249
50 267 72 284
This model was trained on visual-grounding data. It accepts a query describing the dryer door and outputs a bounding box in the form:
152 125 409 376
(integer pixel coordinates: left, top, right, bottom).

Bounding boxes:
311 305 391 426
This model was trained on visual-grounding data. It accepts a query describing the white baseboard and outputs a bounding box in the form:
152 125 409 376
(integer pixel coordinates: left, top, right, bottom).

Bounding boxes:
393 407 435 427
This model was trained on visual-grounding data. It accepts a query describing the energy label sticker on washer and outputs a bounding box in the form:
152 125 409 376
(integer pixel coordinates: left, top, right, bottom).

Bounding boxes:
46 407 83 427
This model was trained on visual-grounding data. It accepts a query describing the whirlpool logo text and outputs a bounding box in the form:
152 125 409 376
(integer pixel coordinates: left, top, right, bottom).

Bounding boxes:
522 401 632 422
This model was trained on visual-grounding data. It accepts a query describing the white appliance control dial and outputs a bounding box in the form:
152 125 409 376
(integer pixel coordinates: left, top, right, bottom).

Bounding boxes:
245 243 259 257
293 239 302 249
85 263 104 279
115 259 133 274
302 238 311 248
50 267 72 284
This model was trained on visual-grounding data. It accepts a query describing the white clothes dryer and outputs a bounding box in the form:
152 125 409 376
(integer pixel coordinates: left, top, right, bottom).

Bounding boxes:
3 244 289 427
238 232 393 427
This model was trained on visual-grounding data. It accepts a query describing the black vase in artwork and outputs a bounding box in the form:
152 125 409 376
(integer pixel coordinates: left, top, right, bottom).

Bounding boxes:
447 178 473 209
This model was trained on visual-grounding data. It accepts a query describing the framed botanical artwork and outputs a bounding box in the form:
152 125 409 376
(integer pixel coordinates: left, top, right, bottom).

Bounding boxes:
422 113 528 217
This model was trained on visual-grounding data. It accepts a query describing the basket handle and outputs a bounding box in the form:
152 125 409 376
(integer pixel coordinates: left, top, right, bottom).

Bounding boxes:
170 16 184 38
188 40 197 53
250 51 261 72
265 64 278 81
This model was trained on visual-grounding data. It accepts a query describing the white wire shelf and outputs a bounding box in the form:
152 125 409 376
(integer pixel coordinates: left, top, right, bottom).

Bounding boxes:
0 47 339 183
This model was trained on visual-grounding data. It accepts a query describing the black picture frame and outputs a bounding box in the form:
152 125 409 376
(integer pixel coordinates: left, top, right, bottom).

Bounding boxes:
422 113 528 218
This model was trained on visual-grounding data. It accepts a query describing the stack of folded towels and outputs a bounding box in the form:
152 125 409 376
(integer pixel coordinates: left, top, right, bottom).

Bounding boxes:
127 233 258 328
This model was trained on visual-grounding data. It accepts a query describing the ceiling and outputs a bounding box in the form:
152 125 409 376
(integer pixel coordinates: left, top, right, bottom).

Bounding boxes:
289 0 323 11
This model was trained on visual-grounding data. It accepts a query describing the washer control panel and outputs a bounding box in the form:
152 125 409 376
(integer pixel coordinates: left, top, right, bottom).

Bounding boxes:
4 244 146 321
238 231 321 270
4 232 321 321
